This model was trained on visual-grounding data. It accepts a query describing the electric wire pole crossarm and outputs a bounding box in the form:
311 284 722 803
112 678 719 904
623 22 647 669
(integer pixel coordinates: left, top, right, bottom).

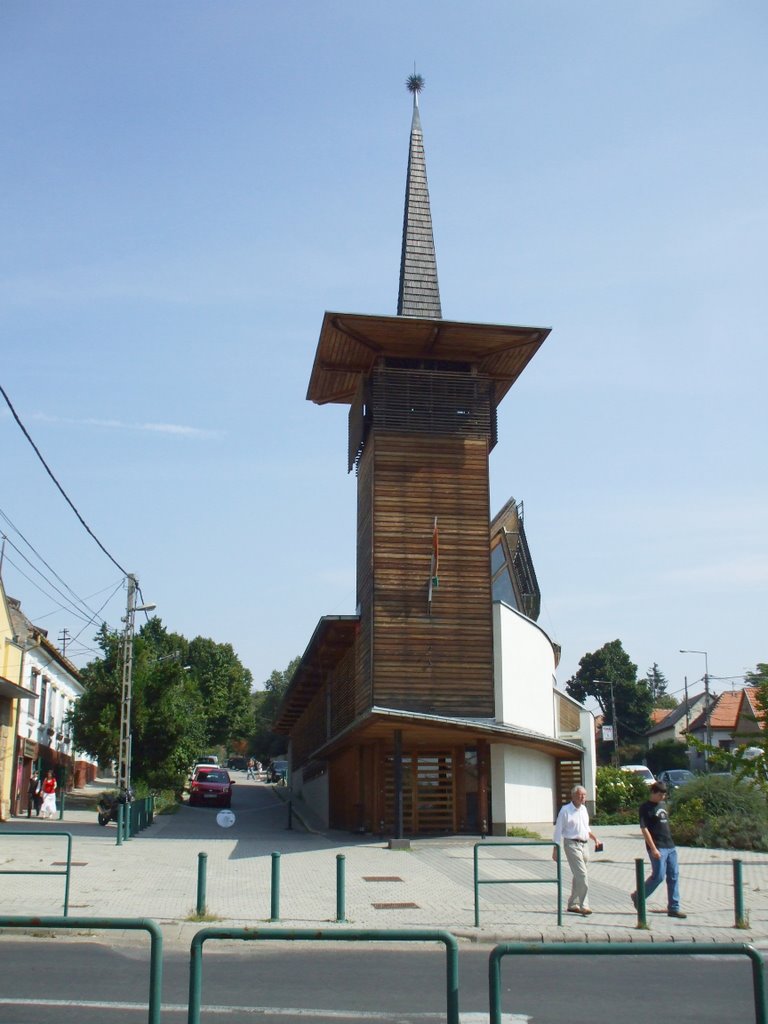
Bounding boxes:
117 574 156 794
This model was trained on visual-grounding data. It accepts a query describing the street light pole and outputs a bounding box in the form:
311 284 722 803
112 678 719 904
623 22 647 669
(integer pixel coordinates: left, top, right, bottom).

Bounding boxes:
117 574 156 793
680 649 710 768
593 679 619 765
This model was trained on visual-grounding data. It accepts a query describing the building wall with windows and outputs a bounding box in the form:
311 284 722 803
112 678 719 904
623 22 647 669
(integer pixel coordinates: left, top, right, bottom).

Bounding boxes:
8 597 97 815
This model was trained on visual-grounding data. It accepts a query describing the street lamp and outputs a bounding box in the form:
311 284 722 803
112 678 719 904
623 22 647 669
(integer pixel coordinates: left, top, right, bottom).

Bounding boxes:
679 649 710 768
593 679 619 765
117 574 156 793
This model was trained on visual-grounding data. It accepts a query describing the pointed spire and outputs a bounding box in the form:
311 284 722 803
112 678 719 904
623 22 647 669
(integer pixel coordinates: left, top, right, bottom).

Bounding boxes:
397 74 442 319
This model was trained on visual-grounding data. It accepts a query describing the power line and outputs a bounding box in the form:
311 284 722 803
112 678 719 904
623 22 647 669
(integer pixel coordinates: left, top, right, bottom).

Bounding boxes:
0 505 111 623
1 553 99 627
0 532 107 627
0 383 128 576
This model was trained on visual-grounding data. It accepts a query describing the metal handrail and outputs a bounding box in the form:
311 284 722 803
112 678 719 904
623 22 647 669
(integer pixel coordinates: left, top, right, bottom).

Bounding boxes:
489 941 767 1024
187 927 460 1024
0 915 163 1024
0 830 73 915
473 840 562 926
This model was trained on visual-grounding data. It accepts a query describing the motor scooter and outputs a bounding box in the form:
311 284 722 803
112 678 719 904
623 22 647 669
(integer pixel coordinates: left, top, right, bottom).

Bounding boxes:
97 787 134 826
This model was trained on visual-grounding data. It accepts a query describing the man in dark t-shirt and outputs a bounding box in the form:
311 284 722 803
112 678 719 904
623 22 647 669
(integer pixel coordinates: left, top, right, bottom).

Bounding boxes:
630 782 687 918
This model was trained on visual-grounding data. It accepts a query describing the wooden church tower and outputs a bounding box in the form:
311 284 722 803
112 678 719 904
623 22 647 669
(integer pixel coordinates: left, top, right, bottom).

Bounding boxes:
278 77 553 835
307 77 548 723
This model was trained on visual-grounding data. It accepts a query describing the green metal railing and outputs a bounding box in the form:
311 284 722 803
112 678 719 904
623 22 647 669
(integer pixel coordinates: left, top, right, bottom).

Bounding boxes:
0 830 73 915
0 915 163 1024
488 941 767 1024
633 856 750 930
473 841 562 926
116 795 155 845
187 927 460 1024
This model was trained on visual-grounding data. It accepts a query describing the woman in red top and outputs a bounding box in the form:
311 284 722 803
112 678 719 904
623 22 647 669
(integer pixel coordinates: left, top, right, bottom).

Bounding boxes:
40 770 57 819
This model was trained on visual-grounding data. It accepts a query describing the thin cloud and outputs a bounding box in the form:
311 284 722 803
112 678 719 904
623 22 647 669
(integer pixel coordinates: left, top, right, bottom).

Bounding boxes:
28 412 223 440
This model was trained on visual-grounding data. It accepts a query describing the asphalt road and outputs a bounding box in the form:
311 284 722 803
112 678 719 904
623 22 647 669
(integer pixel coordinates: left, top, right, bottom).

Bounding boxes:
0 941 762 1023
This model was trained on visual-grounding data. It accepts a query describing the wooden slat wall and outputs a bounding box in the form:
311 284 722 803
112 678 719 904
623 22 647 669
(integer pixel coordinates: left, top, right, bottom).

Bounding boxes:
291 684 327 769
329 646 357 737
356 449 374 717
358 432 494 716
382 750 455 833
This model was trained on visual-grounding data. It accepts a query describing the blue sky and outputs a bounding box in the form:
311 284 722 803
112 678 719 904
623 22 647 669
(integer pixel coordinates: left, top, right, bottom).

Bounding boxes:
1 2 765 702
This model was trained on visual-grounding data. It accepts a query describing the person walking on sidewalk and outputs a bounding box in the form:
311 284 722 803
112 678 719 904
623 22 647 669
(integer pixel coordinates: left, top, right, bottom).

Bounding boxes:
552 784 600 916
39 770 57 819
27 770 42 817
631 781 687 919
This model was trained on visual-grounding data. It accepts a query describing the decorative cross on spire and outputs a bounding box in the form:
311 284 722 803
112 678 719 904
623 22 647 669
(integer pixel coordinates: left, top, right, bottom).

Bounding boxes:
406 73 425 106
397 72 441 318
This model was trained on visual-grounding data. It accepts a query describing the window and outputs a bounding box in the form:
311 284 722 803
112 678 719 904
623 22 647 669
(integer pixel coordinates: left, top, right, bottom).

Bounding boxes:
29 670 39 714
38 677 48 724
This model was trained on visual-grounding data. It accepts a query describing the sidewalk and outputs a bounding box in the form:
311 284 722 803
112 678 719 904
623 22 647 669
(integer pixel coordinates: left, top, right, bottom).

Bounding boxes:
1 777 766 951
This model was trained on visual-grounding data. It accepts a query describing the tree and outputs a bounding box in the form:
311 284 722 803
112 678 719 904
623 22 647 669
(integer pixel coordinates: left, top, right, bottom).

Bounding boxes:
69 617 254 791
186 636 254 747
565 639 653 757
645 662 674 705
250 656 300 764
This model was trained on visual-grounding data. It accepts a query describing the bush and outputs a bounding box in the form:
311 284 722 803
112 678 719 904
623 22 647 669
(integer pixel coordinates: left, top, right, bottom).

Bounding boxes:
593 766 648 821
670 775 768 851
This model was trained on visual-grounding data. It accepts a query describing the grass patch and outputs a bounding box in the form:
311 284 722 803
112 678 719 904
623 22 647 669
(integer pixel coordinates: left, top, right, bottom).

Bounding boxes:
506 826 543 839
185 909 222 922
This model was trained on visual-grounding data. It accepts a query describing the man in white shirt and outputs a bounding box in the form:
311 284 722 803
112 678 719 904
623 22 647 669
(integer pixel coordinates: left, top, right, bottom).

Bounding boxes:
552 784 600 916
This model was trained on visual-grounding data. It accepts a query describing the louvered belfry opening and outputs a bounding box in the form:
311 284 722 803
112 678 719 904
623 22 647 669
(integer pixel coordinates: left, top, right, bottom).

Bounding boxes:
349 358 498 472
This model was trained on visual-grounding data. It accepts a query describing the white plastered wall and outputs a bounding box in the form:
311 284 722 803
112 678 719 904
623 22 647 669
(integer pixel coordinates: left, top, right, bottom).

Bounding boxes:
491 602 559 831
493 602 556 733
490 744 556 829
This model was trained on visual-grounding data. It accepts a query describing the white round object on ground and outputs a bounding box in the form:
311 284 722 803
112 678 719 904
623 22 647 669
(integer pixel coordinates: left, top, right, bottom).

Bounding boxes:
216 809 236 828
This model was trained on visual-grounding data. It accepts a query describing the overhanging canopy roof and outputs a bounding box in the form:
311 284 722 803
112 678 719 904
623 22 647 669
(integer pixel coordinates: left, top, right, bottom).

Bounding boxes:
273 615 359 733
308 706 585 760
307 311 550 407
0 675 37 700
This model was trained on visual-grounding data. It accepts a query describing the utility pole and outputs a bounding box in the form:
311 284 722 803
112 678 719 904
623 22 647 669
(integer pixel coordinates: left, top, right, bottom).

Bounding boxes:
58 628 70 657
594 679 619 765
684 675 690 732
117 574 156 793
680 650 710 770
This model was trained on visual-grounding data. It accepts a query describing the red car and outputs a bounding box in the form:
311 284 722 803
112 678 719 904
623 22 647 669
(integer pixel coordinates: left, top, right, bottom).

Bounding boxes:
189 768 235 808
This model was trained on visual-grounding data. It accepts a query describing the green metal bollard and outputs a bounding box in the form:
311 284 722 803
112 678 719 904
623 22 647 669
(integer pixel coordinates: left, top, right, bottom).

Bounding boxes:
336 854 347 923
635 858 648 928
734 858 748 928
116 802 123 847
197 852 208 916
270 852 281 922
58 791 65 820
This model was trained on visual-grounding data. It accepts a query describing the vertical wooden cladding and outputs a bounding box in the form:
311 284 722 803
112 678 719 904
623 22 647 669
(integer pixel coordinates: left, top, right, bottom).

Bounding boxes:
290 685 327 768
556 759 583 810
356 450 374 717
358 432 494 717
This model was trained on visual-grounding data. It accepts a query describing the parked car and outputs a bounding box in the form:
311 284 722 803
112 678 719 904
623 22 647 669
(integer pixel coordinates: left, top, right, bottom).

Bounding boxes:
268 759 288 784
621 764 655 786
657 769 695 791
227 757 247 771
189 768 235 807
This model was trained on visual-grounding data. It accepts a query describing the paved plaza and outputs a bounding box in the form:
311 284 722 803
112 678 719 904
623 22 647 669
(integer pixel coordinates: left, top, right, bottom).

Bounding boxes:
1 776 766 950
